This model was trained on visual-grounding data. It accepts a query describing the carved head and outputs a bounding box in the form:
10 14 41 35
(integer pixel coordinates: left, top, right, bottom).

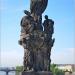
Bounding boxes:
45 15 48 20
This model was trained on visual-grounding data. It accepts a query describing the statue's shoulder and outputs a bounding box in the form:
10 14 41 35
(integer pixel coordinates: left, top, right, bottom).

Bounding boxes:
48 19 54 25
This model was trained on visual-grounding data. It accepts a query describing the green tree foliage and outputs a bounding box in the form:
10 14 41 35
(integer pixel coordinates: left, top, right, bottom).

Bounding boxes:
16 66 23 75
16 66 23 71
50 64 65 75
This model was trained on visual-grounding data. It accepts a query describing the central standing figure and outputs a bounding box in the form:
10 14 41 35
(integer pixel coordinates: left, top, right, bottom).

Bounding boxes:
30 0 48 31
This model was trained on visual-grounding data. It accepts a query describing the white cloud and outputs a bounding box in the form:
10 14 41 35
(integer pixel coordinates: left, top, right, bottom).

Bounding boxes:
0 50 24 67
0 48 75 67
51 48 75 64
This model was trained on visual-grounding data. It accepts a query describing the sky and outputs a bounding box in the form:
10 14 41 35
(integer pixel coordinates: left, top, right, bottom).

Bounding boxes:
0 0 75 67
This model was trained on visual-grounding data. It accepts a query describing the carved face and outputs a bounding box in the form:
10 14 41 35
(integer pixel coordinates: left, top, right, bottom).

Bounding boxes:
21 16 34 33
34 15 38 21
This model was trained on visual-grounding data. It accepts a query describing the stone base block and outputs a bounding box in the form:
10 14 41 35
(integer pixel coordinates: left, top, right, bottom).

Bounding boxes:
22 71 53 75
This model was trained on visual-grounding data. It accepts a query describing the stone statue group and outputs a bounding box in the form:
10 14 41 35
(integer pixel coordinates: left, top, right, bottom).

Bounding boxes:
19 0 55 72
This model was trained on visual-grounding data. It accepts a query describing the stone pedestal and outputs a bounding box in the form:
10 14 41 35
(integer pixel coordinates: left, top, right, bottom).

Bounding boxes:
22 71 53 75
